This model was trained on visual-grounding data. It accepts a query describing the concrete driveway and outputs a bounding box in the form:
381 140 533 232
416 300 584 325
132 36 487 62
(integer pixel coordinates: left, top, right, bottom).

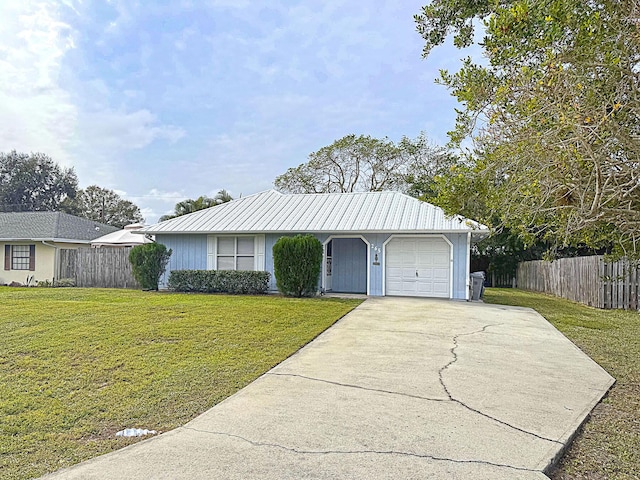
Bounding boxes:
42 297 614 480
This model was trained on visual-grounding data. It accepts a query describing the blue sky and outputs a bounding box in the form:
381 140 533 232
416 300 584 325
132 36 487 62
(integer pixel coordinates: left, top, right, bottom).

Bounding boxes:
0 0 477 223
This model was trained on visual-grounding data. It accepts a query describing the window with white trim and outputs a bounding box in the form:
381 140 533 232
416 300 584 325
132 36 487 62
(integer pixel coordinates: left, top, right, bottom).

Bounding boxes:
11 245 32 270
217 236 255 271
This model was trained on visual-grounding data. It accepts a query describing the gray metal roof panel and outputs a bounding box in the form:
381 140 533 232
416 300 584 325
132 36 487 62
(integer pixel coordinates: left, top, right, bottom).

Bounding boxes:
142 190 488 234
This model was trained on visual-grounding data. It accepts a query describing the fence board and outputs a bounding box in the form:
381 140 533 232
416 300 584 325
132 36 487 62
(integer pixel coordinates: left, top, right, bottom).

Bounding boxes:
517 256 640 310
57 248 139 289
489 272 515 288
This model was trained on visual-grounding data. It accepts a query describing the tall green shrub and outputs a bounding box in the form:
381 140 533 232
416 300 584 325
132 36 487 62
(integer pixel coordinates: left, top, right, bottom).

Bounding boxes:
272 234 323 297
129 243 172 291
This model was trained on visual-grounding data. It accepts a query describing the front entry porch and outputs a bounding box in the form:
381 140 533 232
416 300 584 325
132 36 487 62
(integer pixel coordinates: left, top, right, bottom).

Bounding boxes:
323 237 368 295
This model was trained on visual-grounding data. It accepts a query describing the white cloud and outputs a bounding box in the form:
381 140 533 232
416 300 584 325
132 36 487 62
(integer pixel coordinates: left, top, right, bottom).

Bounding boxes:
142 188 187 203
0 0 469 223
0 0 186 183
139 207 154 223
0 1 77 164
79 109 185 150
117 188 191 224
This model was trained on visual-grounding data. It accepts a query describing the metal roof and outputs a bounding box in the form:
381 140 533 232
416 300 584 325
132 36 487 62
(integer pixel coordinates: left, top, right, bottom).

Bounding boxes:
91 224 154 247
0 212 119 242
142 190 488 235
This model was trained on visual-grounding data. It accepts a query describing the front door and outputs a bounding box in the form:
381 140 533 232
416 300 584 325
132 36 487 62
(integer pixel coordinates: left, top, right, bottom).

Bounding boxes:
330 238 367 294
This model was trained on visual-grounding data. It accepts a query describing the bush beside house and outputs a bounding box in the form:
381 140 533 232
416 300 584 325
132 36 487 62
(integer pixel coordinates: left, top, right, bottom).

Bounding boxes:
273 234 323 297
129 243 172 291
168 270 270 294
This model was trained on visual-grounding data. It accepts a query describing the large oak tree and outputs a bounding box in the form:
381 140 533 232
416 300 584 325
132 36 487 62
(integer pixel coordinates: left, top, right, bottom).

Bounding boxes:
0 151 78 212
68 185 144 228
274 133 455 198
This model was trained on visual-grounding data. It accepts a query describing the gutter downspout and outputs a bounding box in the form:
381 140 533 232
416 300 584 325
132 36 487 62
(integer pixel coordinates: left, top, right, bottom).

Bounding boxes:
41 241 59 284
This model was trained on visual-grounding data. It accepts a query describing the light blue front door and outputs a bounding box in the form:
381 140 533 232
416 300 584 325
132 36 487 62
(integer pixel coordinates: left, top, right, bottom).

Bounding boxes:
331 238 367 293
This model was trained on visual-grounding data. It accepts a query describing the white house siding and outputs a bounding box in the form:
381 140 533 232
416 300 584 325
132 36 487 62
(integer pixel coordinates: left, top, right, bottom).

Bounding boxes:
0 241 88 285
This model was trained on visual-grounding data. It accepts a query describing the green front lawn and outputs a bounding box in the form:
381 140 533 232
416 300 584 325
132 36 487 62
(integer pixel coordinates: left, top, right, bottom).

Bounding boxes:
0 288 361 480
484 288 640 480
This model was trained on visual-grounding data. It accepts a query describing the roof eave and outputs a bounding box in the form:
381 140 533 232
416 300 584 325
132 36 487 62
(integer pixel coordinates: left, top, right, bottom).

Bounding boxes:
0 238 93 244
148 228 490 235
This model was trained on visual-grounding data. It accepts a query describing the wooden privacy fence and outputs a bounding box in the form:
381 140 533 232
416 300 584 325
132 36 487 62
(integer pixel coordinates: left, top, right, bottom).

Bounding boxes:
516 255 640 310
57 248 140 289
488 272 516 288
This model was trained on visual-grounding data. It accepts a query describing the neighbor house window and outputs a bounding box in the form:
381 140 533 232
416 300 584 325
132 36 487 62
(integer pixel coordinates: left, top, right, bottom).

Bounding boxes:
217 237 255 271
4 245 35 271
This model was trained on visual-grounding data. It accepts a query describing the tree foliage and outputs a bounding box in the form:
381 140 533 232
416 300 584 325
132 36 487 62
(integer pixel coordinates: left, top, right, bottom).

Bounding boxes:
159 190 233 221
129 242 172 291
274 133 455 199
0 151 78 212
272 235 323 297
416 0 640 257
65 185 144 228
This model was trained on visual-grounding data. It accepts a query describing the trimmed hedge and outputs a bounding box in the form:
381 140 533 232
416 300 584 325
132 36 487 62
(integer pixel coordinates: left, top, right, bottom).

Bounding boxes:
167 270 271 294
273 234 323 297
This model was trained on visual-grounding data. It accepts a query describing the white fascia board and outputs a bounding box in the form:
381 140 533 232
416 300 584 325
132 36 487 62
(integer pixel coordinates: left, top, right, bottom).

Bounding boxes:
0 237 73 243
147 229 489 236
51 238 93 244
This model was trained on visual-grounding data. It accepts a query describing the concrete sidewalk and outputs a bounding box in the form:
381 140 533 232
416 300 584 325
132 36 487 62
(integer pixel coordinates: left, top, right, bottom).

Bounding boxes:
42 298 614 479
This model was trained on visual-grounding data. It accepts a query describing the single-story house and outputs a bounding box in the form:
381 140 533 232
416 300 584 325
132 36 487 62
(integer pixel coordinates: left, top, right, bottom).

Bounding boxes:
142 190 488 299
91 223 154 248
0 212 119 285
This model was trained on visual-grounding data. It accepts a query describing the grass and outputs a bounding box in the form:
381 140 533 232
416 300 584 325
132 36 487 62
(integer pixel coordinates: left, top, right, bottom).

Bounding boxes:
0 288 362 480
484 288 640 480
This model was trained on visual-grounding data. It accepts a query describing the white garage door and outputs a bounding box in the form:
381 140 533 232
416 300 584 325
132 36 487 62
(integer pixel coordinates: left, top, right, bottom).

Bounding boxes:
385 237 451 298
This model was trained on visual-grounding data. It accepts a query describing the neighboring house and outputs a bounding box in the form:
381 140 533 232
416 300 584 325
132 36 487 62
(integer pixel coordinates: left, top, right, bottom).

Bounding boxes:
142 190 489 299
0 212 119 285
91 223 154 248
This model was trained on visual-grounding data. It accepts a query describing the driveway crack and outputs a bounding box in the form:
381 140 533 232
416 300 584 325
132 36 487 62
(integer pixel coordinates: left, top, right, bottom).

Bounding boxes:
181 426 542 474
439 323 563 445
268 372 448 402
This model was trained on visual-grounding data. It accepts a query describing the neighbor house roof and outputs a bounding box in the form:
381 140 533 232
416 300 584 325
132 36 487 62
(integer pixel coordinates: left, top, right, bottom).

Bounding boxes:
142 190 488 235
91 223 153 247
0 212 119 243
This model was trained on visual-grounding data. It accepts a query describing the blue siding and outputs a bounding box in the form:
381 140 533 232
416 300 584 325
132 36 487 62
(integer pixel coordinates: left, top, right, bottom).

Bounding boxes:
158 231 470 299
362 233 390 296
156 234 208 288
445 233 469 300
331 238 367 293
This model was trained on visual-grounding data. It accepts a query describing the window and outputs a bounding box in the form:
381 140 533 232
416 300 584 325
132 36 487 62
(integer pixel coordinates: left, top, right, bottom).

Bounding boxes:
217 237 255 271
4 245 35 271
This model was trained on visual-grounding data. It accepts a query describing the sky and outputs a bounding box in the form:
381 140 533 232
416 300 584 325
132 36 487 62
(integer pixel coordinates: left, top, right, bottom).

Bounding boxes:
0 0 479 223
